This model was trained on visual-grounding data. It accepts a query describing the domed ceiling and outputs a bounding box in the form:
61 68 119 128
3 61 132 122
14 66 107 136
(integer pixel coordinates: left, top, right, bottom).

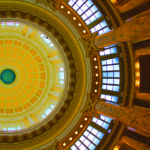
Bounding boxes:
0 1 88 149
0 21 65 131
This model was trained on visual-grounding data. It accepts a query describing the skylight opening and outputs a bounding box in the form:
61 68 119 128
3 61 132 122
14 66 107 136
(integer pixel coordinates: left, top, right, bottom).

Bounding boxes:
59 67 65 85
44 38 51 44
49 43 54 47
6 22 14 26
3 126 22 132
68 0 106 28
101 94 118 103
45 108 52 115
101 53 120 92
40 34 54 47
41 114 46 119
70 115 113 150
41 104 56 119
1 21 20 27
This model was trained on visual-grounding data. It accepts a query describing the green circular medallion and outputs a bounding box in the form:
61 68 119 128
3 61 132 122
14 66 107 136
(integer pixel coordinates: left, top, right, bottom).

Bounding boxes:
0 69 16 84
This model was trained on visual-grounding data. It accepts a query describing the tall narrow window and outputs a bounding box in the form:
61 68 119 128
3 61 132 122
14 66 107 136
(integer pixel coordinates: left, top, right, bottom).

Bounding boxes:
101 57 120 92
68 0 111 35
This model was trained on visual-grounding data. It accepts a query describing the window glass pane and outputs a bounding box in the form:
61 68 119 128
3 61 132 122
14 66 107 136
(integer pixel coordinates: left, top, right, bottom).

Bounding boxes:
49 43 54 47
59 67 64 71
108 72 113 77
101 60 106 65
102 66 106 71
59 72 64 79
87 125 93 131
105 49 111 55
107 59 112 64
6 22 14 26
89 143 96 150
114 72 120 77
83 131 89 137
103 79 107 83
99 27 111 35
106 95 111 100
100 20 107 27
107 85 113 90
97 132 104 139
17 126 21 130
114 79 120 84
111 47 117 53
59 80 64 84
102 122 109 130
113 86 119 92
91 128 98 136
79 144 87 150
44 38 51 44
114 65 119 70
108 79 113 84
107 65 113 71
80 136 85 142
75 140 81 147
45 108 52 115
102 84 106 89
8 127 16 131
102 72 107 77
100 51 104 56
3 128 7 131
68 0 77 6
88 134 95 141
84 139 90 147
93 137 100 145
71 145 78 150
112 96 118 102
97 119 103 126
113 58 119 64
50 104 55 109
41 114 46 118
92 117 97 122
40 34 45 38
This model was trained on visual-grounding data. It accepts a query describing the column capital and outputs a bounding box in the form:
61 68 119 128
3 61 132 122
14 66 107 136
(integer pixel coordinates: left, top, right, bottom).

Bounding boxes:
81 94 102 118
80 32 104 57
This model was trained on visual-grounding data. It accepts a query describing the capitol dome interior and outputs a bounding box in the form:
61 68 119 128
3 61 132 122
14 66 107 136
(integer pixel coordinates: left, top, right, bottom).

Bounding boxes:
0 0 149 150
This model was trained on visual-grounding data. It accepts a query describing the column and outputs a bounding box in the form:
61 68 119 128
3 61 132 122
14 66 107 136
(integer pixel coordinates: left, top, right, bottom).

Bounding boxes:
94 10 150 48
121 136 150 150
95 101 150 134
118 0 149 13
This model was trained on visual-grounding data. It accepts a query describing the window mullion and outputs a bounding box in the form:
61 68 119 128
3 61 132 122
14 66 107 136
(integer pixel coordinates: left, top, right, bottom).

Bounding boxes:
80 3 94 16
88 15 105 29
76 0 88 12
82 134 97 146
101 89 120 96
89 121 107 134
84 9 99 21
78 138 90 150
71 0 78 8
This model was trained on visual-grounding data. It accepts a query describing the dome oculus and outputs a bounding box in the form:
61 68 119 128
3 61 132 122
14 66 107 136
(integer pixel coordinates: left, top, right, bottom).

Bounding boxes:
0 69 16 84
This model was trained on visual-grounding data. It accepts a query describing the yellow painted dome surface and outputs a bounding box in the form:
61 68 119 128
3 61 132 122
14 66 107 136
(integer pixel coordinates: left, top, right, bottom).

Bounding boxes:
0 21 65 131
0 39 47 114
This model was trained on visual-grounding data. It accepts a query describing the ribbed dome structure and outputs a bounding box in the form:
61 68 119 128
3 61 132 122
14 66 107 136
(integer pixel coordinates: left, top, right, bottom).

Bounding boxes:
0 0 149 150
